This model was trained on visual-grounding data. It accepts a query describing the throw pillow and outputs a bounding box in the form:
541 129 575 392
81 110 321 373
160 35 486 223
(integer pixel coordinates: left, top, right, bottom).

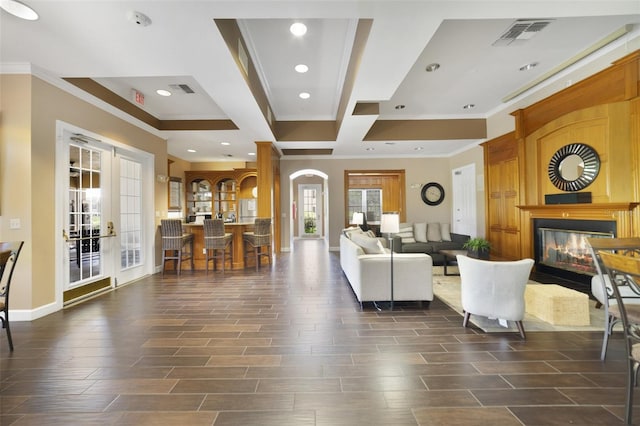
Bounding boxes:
366 230 377 238
427 223 442 242
413 222 428 242
397 225 416 244
343 226 364 239
350 233 386 254
441 223 452 241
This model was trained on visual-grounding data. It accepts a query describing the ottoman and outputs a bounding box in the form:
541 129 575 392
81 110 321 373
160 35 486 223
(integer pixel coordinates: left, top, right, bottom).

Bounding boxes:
525 284 590 326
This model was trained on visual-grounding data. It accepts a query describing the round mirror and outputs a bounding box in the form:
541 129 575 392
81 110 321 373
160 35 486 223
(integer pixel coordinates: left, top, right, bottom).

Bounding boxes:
548 143 600 191
558 154 584 181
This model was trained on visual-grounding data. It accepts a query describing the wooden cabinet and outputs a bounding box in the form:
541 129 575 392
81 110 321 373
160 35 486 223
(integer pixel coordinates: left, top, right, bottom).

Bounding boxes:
483 132 522 260
185 169 256 222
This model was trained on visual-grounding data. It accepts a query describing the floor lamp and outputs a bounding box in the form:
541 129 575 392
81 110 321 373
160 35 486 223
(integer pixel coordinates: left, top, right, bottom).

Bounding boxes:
380 212 400 310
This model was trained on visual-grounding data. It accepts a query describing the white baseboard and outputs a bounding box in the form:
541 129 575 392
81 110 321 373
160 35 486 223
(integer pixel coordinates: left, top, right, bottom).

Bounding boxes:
10 300 62 322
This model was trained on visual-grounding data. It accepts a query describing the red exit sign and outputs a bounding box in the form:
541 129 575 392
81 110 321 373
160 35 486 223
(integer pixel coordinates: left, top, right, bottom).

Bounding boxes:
133 89 145 106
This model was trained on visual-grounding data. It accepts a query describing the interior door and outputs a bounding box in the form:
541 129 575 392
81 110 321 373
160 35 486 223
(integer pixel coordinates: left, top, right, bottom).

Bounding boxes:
452 163 477 237
298 184 322 237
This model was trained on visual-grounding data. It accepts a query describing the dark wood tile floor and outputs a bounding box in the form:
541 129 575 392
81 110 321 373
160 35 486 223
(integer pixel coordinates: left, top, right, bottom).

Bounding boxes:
1 239 638 425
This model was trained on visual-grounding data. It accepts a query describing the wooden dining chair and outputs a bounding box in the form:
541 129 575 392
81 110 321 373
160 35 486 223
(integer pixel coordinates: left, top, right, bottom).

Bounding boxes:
0 241 24 351
599 251 640 425
586 237 640 360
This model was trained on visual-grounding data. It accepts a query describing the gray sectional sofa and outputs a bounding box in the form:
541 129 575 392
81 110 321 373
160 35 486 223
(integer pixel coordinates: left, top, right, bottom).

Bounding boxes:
389 222 470 265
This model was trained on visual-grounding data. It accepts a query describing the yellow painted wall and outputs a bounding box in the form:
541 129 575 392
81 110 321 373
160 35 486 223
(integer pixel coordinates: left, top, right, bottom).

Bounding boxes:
1 74 167 315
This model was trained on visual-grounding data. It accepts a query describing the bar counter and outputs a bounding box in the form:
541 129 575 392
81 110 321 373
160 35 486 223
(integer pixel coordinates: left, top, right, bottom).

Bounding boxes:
183 222 257 270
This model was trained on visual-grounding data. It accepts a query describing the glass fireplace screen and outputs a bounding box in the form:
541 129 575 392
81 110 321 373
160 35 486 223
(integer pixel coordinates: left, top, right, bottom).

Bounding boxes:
538 227 613 276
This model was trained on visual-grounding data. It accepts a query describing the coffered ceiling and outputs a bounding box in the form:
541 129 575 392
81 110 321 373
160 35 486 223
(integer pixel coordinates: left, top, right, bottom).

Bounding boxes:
1 1 638 162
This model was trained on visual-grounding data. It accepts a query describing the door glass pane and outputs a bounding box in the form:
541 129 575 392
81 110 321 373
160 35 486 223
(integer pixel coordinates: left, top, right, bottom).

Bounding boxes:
68 145 102 284
120 158 142 269
303 188 317 234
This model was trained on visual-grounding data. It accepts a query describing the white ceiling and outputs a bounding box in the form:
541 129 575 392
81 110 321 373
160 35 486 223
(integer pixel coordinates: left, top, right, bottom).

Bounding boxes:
1 1 639 162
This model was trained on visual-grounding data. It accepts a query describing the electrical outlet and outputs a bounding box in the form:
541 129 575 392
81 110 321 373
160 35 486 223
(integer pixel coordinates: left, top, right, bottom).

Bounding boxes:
9 218 20 229
202 248 207 254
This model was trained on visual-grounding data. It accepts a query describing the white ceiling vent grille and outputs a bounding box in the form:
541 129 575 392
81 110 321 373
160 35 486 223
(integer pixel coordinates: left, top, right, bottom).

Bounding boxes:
169 84 195 94
493 19 553 46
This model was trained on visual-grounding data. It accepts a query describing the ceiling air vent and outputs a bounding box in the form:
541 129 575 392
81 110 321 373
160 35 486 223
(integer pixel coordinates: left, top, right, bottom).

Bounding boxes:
493 19 553 46
169 84 195 94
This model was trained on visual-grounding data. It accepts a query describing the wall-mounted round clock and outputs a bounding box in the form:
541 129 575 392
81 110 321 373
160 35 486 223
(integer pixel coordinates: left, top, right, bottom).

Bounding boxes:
421 182 445 206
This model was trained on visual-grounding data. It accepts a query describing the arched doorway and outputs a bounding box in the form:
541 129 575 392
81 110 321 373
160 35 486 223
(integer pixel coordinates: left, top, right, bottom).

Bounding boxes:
289 169 329 250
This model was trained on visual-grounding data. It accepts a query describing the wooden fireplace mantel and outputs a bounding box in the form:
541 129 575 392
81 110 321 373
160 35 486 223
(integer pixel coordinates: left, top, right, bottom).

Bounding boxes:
517 202 640 259
518 203 640 214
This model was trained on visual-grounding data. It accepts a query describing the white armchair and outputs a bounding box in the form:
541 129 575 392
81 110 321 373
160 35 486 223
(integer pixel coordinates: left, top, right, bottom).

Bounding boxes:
456 255 534 339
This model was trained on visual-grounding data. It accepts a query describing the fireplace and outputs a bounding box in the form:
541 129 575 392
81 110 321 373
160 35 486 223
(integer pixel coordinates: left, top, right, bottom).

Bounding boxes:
533 218 616 289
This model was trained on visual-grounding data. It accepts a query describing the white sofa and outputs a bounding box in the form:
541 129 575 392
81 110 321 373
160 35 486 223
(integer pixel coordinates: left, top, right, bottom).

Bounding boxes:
340 234 433 307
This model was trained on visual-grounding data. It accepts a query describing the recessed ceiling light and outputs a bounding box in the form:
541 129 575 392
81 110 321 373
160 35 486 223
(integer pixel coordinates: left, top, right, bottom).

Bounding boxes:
425 63 440 72
294 64 309 73
394 104 405 110
414 147 424 151
366 147 375 151
290 22 307 36
248 152 256 156
156 89 171 97
463 104 476 109
299 92 310 99
519 62 538 71
187 149 196 153
0 0 38 20
221 142 230 146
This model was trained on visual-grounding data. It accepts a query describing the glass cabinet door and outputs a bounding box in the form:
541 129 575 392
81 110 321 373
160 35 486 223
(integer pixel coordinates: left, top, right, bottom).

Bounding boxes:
214 178 237 222
187 179 212 219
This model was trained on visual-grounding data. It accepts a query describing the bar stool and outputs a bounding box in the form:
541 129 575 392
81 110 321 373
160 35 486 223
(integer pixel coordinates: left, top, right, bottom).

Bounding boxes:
243 218 272 271
160 219 194 276
203 218 233 274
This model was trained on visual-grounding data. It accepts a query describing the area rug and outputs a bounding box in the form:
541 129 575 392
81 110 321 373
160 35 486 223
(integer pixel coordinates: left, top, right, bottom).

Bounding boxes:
431 265 603 333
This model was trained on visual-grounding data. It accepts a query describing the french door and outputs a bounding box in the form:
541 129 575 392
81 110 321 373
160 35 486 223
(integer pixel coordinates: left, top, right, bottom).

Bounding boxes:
57 124 153 304
298 184 322 237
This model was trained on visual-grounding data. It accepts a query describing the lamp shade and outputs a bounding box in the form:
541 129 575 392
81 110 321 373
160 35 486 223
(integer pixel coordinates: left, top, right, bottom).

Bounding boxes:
380 212 400 234
352 211 364 226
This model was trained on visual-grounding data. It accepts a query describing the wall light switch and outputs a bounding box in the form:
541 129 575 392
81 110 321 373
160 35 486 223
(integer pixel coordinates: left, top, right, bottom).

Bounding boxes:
9 218 20 229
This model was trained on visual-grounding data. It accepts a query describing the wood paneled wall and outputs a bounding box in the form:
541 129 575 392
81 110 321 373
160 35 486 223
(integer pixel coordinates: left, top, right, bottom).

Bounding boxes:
483 50 640 261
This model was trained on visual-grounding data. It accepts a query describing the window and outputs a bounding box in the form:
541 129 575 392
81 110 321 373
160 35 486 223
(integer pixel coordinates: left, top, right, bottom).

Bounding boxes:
348 189 382 224
120 158 142 269
344 169 405 227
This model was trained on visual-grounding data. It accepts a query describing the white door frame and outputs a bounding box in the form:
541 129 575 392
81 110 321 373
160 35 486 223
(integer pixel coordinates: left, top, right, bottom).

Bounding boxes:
55 121 155 307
